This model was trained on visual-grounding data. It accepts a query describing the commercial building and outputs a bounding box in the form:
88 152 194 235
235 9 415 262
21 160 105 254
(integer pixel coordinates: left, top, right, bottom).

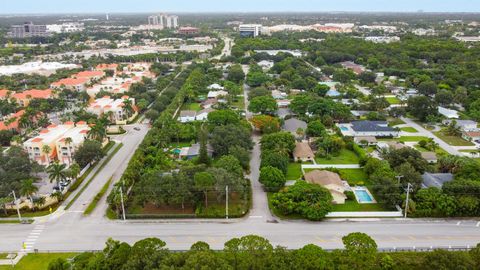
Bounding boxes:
9 22 51 38
239 24 263 37
46 23 85 33
178 27 200 35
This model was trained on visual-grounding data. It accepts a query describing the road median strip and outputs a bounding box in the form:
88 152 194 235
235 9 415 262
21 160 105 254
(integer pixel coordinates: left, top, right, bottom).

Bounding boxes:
65 143 123 210
84 177 112 215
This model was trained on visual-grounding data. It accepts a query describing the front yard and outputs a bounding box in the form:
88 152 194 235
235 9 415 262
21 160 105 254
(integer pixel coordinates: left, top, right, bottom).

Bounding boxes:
400 127 418 133
385 96 401 105
330 201 388 212
434 130 475 146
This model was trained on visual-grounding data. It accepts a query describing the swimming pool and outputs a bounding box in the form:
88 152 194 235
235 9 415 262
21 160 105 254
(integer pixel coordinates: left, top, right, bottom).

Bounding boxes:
340 126 349 131
354 189 374 203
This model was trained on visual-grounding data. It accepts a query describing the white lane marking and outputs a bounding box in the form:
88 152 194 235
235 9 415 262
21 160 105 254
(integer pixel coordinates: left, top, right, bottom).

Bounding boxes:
250 216 263 218
457 221 461 226
476 222 480 227
30 232 41 235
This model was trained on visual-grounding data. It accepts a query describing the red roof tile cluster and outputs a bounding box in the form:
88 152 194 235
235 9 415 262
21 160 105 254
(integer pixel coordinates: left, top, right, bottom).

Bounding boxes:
12 89 53 100
51 77 89 87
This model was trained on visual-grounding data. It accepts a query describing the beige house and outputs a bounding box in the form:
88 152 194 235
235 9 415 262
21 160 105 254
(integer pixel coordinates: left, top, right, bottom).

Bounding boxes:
87 96 137 125
293 142 315 162
304 170 347 204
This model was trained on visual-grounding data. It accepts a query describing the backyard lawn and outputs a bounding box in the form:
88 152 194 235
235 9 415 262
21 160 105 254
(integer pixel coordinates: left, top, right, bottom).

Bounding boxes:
337 169 368 185
385 96 401 105
315 149 360 164
434 130 475 146
182 102 202 111
0 253 78 270
286 163 302 180
400 127 418 133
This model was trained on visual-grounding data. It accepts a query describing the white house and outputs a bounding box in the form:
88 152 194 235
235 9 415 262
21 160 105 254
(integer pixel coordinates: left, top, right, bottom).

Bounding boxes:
195 108 214 121
207 90 228 99
178 110 197 123
207 83 224 90
438 106 459 119
443 119 478 131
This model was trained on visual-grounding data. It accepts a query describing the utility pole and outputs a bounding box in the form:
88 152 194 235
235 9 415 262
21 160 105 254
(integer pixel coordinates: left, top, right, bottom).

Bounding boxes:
119 187 126 221
11 190 22 222
404 183 412 218
225 185 229 220
395 175 404 185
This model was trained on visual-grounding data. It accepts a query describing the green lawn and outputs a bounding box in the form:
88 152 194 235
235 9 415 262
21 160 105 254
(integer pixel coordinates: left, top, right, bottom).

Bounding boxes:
182 102 202 111
414 145 448 156
0 253 78 270
168 141 192 148
330 200 388 212
433 131 475 146
286 163 302 180
337 169 368 185
385 96 401 105
0 253 9 259
400 127 418 133
388 118 405 127
315 149 360 164
380 136 429 143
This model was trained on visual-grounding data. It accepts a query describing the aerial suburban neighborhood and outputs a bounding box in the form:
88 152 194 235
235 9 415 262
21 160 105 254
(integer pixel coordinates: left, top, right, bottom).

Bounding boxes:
0 1 480 269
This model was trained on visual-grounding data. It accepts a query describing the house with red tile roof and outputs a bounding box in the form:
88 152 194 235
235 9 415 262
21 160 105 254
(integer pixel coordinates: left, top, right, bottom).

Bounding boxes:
0 110 25 131
0 89 12 100
96 64 119 71
50 77 89 91
75 70 105 80
11 89 54 107
86 95 137 124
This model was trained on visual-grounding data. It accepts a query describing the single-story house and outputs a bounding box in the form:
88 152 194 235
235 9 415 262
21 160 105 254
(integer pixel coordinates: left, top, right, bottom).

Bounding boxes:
354 136 378 146
421 173 454 189
421 152 438 163
442 119 478 132
376 141 408 151
207 83 224 90
293 142 315 162
195 108 214 121
326 89 341 97
179 143 213 159
304 170 347 204
258 60 274 71
338 121 399 137
178 110 197 123
350 110 372 119
271 90 287 100
207 90 228 99
282 118 307 135
462 131 480 142
277 99 291 108
438 106 459 119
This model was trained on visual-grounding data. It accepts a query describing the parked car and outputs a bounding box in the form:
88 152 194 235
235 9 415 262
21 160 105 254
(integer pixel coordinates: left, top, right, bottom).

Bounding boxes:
134 127 141 131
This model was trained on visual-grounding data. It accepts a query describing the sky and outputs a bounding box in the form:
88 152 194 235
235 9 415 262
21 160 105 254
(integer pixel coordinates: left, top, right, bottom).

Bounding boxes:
1 0 479 14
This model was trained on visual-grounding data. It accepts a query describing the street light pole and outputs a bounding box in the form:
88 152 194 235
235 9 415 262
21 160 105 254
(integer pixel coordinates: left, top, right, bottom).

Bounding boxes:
225 185 229 220
11 190 22 222
404 183 412 219
119 187 126 221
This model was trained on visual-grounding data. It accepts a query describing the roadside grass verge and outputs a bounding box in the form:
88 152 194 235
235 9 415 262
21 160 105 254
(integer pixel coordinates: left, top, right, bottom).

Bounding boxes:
84 177 112 215
65 143 123 210
0 253 78 270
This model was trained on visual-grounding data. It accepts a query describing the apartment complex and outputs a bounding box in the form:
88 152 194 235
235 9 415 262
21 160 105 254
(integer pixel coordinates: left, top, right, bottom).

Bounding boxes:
86 96 137 124
9 22 51 38
50 70 105 91
23 122 90 166
11 89 54 107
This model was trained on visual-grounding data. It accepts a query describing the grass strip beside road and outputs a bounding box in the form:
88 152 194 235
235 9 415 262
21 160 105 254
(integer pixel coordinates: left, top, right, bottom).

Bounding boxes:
65 143 123 210
0 253 78 270
84 177 112 215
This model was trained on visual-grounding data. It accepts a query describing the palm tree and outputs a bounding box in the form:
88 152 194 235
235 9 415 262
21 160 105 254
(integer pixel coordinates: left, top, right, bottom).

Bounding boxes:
88 124 107 142
67 163 80 181
46 162 67 189
64 137 73 165
32 196 46 211
20 179 38 206
122 99 134 119
42 145 52 165
50 191 64 203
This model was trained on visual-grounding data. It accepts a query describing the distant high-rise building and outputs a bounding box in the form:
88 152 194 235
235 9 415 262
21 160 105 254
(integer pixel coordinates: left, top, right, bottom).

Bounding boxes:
239 24 262 37
148 14 179 29
106 14 109 21
8 22 50 38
